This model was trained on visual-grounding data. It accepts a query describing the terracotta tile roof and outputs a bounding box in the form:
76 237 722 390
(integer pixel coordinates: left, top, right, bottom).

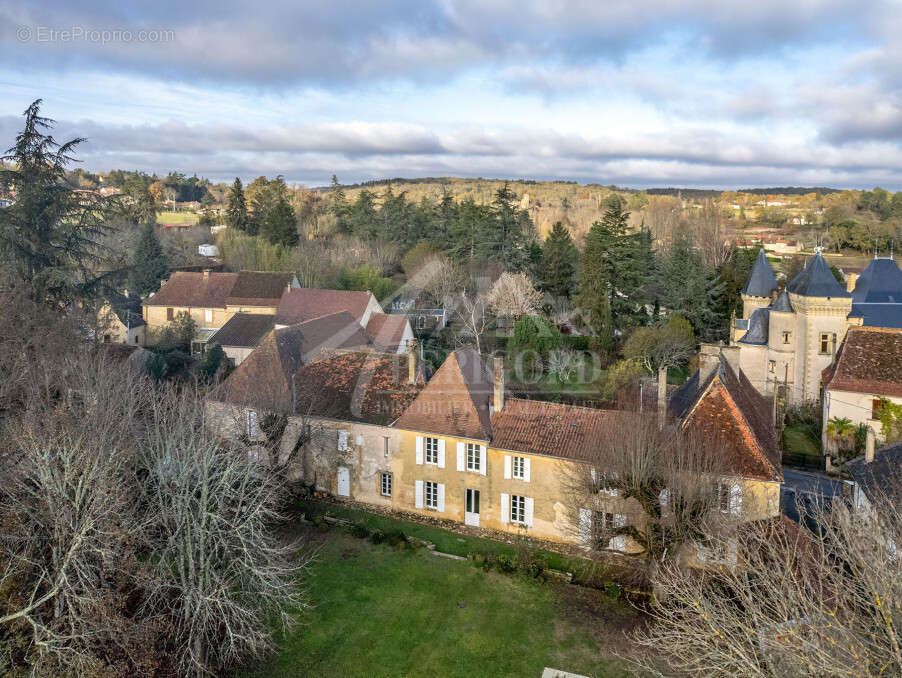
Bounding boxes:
145 271 238 308
208 313 275 348
211 311 373 412
669 358 782 482
225 271 294 307
365 313 410 353
276 288 376 326
490 398 621 461
822 327 902 397
394 348 493 440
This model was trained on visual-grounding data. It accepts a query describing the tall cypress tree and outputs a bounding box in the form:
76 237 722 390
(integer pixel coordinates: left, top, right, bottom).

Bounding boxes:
226 177 248 232
577 219 615 348
130 223 169 296
540 221 576 298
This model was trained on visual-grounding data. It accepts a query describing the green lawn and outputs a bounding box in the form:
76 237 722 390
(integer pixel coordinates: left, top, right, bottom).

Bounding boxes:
247 531 639 678
157 210 199 224
782 423 822 457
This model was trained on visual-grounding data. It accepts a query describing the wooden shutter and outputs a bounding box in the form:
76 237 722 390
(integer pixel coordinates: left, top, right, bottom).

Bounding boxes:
437 483 445 512
504 455 511 479
578 508 592 545
415 480 423 509
479 446 487 476
524 497 534 527
523 458 531 483
457 442 465 471
437 440 446 468
415 436 423 465
730 483 742 516
500 493 509 524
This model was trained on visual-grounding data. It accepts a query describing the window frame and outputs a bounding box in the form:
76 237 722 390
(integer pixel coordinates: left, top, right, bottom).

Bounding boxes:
424 480 439 509
424 436 439 465
768 360 776 374
466 442 480 472
380 472 392 497
819 333 832 355
166 307 174 321
510 494 526 524
204 308 213 324
512 455 526 480
782 331 791 344
717 482 731 513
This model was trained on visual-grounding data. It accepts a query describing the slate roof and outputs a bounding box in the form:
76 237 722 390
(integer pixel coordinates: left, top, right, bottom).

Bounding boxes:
742 249 778 297
394 348 494 441
821 327 902 397
107 290 145 327
146 271 238 308
787 252 850 298
365 313 410 353
668 356 782 482
208 313 275 348
849 305 902 329
771 289 793 313
851 258 902 304
225 271 294 306
276 288 376 326
738 307 770 345
847 442 902 506
490 398 622 461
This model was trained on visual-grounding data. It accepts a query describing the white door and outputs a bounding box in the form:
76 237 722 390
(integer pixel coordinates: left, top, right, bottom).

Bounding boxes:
337 467 350 497
465 488 480 527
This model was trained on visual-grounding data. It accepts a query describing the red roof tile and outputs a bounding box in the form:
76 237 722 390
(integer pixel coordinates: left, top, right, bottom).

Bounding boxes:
365 314 410 353
146 272 238 308
225 271 295 307
823 327 902 398
276 288 376 326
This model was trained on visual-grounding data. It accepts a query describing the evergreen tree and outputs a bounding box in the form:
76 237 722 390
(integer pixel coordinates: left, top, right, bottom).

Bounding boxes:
226 177 249 232
577 220 615 348
329 175 350 234
475 183 535 271
130 223 169 296
260 193 298 247
540 221 576 298
658 237 724 341
0 100 111 304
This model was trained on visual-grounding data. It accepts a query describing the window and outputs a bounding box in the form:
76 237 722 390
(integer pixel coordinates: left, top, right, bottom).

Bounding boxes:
466 488 480 514
425 481 439 509
417 315 426 329
134 335 139 344
204 308 213 324
768 360 776 374
381 473 392 497
103 334 111 343
383 436 390 458
510 494 526 524
820 333 834 354
425 437 439 464
512 456 526 479
166 307 174 321
782 331 791 344
873 399 884 420
466 443 480 471
338 429 349 451
246 410 259 437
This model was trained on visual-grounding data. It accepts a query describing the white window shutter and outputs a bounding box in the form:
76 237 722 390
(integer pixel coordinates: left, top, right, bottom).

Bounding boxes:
437 439 446 468
504 455 511 479
612 514 627 552
524 497 534 527
578 508 592 545
415 480 423 509
659 488 670 509
614 513 627 528
590 467 597 483
501 493 509 524
456 442 465 471
479 446 487 476
438 483 445 512
246 410 259 436
523 458 531 483
337 429 349 451
415 436 423 465
730 483 743 516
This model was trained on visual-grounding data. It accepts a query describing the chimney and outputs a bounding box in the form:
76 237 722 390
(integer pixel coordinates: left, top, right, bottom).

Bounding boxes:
866 426 876 463
846 272 858 294
493 356 505 413
202 269 211 279
720 345 741 376
698 343 722 383
407 339 418 385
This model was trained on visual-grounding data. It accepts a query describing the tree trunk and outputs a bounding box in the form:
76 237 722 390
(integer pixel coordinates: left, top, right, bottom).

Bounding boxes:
657 365 667 430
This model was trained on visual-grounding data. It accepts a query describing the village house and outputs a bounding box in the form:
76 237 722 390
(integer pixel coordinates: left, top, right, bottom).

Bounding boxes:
732 251 902 404
846 441 902 512
97 290 146 346
821 326 902 451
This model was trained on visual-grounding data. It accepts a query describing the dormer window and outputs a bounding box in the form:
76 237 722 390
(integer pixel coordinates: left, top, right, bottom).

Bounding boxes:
782 331 791 344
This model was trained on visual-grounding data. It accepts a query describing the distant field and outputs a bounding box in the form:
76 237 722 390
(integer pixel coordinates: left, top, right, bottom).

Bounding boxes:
157 210 199 225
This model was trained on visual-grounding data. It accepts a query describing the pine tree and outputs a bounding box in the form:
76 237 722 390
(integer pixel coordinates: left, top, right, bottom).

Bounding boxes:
130 223 169 296
260 193 298 247
329 175 350 234
577 220 615 347
226 177 249 232
658 236 724 341
540 221 576 298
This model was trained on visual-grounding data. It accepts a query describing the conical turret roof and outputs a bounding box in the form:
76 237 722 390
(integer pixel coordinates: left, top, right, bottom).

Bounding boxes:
787 252 850 298
742 249 778 297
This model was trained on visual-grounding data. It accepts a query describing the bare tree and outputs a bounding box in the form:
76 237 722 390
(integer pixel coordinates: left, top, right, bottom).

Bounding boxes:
455 290 490 354
632 489 902 677
138 389 309 678
486 271 542 319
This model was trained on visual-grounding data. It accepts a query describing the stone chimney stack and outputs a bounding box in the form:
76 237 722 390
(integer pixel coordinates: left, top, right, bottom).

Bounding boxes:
698 343 722 384
866 426 876 463
846 272 858 294
493 356 505 414
721 345 741 376
407 339 418 385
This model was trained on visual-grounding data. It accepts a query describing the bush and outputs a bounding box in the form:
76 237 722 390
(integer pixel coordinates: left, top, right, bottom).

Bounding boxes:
348 522 370 539
496 553 517 573
370 528 387 544
563 334 590 351
384 529 407 547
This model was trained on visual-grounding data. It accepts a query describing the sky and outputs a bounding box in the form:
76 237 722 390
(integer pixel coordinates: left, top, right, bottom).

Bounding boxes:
1 0 902 189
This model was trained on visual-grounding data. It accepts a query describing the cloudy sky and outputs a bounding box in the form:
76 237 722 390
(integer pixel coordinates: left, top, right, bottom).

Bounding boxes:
1 1 901 189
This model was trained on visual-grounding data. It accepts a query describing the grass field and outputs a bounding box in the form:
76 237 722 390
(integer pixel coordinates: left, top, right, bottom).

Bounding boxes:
157 210 199 224
246 530 640 678
782 423 822 457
